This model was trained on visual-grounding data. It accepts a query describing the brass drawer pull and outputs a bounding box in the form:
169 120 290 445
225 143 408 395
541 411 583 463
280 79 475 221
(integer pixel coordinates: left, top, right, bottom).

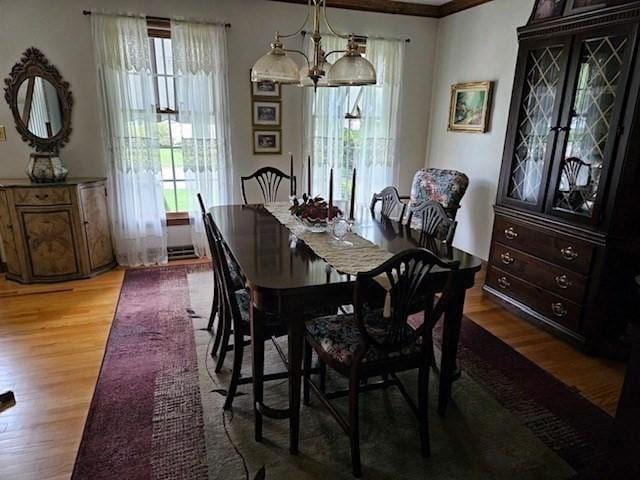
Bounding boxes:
555 274 572 289
504 227 518 240
501 252 515 265
551 302 568 318
497 277 511 289
560 246 579 261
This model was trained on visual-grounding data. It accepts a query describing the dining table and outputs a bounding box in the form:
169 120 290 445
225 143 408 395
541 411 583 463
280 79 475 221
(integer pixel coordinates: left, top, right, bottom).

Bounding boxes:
209 203 483 454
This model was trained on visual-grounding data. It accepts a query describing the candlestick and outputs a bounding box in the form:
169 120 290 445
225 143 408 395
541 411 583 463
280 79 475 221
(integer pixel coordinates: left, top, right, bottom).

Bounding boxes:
328 167 334 221
349 168 356 220
307 156 312 196
289 153 294 196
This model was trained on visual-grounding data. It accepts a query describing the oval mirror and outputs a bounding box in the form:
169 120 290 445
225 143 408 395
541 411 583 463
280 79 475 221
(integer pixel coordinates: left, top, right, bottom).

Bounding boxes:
3 48 73 153
17 76 64 139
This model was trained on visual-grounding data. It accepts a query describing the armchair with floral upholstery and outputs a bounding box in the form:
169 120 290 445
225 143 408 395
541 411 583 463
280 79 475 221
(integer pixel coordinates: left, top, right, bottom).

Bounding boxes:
409 168 469 220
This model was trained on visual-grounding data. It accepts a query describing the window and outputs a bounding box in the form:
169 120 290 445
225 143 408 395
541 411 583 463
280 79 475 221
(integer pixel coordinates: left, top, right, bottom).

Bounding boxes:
148 26 188 214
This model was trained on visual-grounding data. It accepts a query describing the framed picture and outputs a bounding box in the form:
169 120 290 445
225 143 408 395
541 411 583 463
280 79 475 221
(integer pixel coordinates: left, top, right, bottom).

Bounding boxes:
253 101 281 127
253 130 281 155
566 0 607 13
530 0 567 21
251 78 281 98
448 81 493 133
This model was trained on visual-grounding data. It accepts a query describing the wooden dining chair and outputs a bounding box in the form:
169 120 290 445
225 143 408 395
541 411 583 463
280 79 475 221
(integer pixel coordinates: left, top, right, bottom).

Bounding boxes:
405 200 458 246
370 186 407 223
205 212 289 410
303 248 460 477
241 166 292 205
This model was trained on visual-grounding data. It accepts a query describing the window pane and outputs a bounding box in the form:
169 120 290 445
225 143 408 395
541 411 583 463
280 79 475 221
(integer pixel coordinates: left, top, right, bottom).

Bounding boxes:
175 181 188 212
163 38 173 75
154 38 165 75
157 76 168 111
158 115 171 147
160 147 174 178
167 78 176 111
173 148 185 180
163 181 177 212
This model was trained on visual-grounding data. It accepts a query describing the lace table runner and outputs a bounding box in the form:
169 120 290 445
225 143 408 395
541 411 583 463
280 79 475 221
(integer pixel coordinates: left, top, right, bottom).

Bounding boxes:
264 202 393 275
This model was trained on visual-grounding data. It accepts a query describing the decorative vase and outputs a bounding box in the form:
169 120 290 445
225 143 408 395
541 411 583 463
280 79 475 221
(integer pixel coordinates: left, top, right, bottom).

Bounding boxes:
27 153 68 183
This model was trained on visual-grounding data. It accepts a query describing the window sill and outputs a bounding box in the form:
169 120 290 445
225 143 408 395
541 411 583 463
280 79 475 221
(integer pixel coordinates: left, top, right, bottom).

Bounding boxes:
167 212 190 227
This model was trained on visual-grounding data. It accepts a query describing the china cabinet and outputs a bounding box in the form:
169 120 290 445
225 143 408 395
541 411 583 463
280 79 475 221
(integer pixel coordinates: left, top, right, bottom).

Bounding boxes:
485 0 640 355
0 178 115 283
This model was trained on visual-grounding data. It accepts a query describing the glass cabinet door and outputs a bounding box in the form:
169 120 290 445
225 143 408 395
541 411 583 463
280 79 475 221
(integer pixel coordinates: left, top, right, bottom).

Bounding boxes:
548 31 632 221
504 41 569 209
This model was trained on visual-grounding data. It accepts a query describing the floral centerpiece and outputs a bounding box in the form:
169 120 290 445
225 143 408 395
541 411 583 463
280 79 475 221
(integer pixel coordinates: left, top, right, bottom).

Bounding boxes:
290 194 342 232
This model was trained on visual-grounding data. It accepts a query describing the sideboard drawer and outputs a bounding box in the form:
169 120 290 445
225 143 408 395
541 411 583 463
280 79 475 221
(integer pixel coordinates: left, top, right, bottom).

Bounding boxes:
487 267 581 332
490 243 587 304
493 215 594 275
13 187 72 206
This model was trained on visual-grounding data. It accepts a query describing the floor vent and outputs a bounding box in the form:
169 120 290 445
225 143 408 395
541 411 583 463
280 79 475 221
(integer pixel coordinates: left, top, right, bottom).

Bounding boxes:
168 245 197 260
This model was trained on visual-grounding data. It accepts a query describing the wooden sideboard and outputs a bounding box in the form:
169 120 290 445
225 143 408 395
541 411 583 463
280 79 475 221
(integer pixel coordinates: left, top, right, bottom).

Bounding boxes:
0 178 115 283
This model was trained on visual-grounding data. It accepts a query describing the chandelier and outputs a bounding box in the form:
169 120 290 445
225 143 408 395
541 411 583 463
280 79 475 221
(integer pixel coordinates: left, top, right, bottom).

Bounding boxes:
251 0 377 88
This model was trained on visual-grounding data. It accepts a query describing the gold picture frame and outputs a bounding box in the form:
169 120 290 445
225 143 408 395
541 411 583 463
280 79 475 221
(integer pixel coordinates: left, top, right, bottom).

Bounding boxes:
253 130 282 155
448 81 493 133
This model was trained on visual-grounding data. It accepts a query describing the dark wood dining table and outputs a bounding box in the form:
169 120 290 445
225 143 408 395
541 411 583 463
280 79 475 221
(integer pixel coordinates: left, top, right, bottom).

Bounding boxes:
210 203 483 454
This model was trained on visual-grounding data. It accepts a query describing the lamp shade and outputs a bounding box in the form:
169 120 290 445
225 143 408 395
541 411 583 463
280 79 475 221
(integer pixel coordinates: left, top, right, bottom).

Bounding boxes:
328 54 376 86
252 45 300 85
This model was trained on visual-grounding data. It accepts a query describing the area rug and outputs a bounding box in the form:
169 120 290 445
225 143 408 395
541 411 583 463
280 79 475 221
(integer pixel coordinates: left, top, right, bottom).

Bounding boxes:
73 264 613 479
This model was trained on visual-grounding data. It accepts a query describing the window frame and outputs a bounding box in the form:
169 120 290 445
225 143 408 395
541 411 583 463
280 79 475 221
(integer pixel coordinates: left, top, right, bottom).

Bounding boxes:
147 20 190 224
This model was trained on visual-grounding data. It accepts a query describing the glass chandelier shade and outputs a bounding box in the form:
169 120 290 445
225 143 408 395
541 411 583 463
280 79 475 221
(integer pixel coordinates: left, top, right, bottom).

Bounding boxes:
251 40 301 85
328 53 376 86
299 58 333 87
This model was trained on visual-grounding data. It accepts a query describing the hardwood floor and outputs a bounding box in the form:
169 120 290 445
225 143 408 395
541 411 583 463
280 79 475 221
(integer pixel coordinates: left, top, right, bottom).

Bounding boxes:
0 263 625 479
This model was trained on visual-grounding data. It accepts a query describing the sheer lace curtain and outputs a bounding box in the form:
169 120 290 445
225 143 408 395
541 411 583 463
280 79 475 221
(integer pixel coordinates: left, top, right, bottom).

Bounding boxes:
172 20 233 257
305 36 405 206
91 14 168 266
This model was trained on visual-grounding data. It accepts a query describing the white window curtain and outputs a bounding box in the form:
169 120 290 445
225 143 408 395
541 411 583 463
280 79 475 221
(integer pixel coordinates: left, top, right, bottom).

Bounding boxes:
304 36 404 206
172 20 233 257
91 14 168 266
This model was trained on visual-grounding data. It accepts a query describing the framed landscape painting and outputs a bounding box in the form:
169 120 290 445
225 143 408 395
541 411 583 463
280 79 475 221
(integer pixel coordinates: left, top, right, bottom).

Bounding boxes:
531 0 566 21
253 101 281 127
253 130 281 155
448 81 493 133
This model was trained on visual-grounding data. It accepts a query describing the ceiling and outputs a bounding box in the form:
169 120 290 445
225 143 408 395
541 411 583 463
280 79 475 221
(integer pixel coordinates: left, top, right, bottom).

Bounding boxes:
402 0 450 4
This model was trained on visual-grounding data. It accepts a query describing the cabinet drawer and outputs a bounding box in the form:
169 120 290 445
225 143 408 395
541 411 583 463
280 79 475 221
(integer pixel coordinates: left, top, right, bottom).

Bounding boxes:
490 243 587 304
487 267 581 333
13 187 72 206
493 215 594 275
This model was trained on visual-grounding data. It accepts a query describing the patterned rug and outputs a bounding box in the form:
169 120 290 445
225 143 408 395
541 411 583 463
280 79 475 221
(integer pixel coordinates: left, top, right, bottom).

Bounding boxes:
73 264 613 479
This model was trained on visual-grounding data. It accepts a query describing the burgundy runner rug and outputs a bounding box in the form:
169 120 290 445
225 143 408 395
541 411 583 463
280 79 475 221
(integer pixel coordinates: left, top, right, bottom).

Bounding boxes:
72 264 613 479
72 265 208 480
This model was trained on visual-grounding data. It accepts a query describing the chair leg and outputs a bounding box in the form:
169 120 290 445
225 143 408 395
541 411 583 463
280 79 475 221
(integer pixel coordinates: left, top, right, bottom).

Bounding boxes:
251 307 266 442
349 369 362 478
223 327 245 410
215 307 232 372
303 340 312 406
206 275 218 331
319 359 327 393
210 283 224 358
418 362 431 457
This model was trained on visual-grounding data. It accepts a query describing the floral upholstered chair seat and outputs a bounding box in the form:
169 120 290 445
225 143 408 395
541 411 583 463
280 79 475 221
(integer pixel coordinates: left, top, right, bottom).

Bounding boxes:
410 168 469 220
306 311 422 366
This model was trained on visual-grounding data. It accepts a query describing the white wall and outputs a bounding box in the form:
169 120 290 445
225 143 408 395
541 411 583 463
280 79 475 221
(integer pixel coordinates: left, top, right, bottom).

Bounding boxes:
424 0 535 260
0 0 437 201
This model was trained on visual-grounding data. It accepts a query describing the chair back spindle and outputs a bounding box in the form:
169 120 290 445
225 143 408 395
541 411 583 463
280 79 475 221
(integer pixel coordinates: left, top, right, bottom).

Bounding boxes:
406 200 457 245
370 186 407 223
354 249 459 354
241 167 292 205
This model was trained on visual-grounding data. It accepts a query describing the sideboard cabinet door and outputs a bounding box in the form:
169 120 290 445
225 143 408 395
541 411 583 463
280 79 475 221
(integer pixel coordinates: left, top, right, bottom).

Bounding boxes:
0 190 21 275
21 208 80 279
79 185 114 271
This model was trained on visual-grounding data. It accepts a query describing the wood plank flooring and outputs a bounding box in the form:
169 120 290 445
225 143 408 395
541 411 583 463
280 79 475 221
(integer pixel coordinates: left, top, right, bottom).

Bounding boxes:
0 263 625 479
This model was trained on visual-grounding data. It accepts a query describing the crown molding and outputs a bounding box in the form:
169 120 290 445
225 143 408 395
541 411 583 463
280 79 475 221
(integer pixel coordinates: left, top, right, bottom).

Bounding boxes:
267 0 494 18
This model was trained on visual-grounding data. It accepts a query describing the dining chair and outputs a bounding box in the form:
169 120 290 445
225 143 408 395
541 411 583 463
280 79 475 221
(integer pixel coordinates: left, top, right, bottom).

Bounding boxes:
198 193 245 362
205 212 291 410
410 168 469 220
241 166 293 205
370 186 407 223
405 200 458 246
303 248 460 477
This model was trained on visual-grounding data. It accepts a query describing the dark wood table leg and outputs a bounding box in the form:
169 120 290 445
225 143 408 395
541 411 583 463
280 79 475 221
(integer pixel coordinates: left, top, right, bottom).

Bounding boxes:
287 303 305 454
438 286 466 417
250 304 265 442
